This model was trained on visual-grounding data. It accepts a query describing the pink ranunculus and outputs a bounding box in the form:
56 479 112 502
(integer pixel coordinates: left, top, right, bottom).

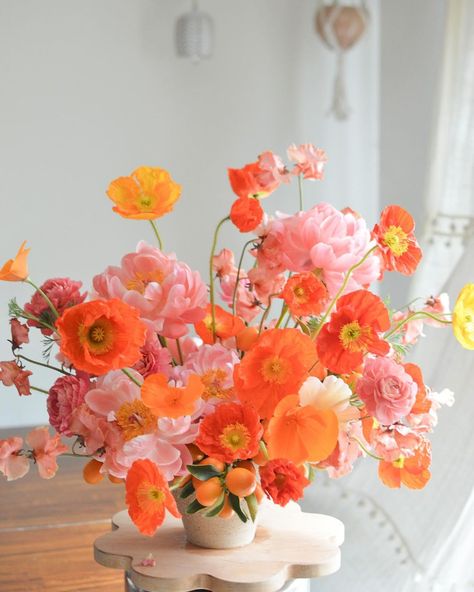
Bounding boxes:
0 361 32 396
368 423 422 463
133 326 172 379
213 248 236 278
219 273 261 323
319 421 365 478
247 267 286 306
0 437 30 480
47 374 91 436
93 241 207 339
26 427 68 479
287 144 328 180
274 204 380 297
10 319 29 350
24 277 87 336
357 357 417 425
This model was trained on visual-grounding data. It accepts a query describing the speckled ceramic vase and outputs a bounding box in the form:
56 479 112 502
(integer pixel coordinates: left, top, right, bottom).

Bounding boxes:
174 492 258 549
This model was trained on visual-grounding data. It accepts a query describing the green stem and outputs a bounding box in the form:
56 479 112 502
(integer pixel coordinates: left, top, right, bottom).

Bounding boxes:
313 246 378 338
275 304 288 329
350 437 383 461
61 452 92 459
232 239 255 315
25 278 59 319
30 385 49 394
149 220 163 250
209 217 230 340
298 174 304 211
385 311 452 340
122 368 142 387
258 293 280 334
16 354 69 375
176 339 184 365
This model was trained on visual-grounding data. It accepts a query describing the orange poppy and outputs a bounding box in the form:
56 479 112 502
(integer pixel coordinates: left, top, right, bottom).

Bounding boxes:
404 363 431 415
0 242 30 282
195 402 263 463
280 272 329 317
234 328 317 419
56 299 147 375
230 197 264 233
316 290 390 374
373 205 422 275
266 395 339 464
107 166 181 220
141 373 203 418
378 441 431 489
125 459 180 536
194 304 245 345
228 161 278 199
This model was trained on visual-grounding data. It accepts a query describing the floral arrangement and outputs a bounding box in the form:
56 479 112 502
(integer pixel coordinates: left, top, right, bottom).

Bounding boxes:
0 145 472 537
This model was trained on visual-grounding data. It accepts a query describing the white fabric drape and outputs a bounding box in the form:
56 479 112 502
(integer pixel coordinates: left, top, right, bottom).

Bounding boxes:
410 0 474 298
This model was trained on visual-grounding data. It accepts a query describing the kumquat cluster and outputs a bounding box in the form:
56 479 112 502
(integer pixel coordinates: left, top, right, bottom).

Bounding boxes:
1 145 472 536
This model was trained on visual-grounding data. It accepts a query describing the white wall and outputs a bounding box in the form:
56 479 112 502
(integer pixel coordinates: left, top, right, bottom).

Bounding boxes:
0 0 380 427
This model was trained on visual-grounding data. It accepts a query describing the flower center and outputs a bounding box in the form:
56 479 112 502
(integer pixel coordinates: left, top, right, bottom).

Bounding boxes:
382 225 409 257
219 422 250 452
293 285 307 302
200 369 233 400
137 481 165 513
393 456 405 469
115 399 157 441
126 269 165 294
80 318 115 354
339 321 368 352
261 356 289 384
137 193 157 212
274 473 287 489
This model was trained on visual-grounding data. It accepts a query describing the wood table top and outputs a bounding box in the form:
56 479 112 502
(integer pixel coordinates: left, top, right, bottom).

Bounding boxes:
0 427 125 592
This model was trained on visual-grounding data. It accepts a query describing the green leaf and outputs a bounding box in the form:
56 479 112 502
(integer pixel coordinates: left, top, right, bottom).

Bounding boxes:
179 480 195 499
244 493 258 522
185 499 206 514
228 493 248 523
205 494 226 517
187 464 222 481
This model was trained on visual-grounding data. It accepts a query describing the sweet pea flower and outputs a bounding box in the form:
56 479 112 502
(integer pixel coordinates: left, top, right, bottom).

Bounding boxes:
10 319 29 350
219 273 261 323
366 422 422 463
319 421 365 478
0 437 30 481
26 427 68 479
0 361 32 396
287 144 328 180
212 248 236 278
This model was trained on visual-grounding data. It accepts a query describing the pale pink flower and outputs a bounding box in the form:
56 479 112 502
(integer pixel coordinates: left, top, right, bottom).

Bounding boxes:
247 267 286 306
93 242 207 339
0 437 30 481
24 277 87 336
253 218 287 275
319 421 365 478
26 427 68 479
85 369 142 420
257 151 290 186
357 357 417 425
47 374 91 436
392 310 425 345
0 361 32 396
220 273 261 323
69 405 119 454
368 423 422 462
423 293 450 327
213 248 236 278
299 375 358 423
287 144 328 180
10 319 29 350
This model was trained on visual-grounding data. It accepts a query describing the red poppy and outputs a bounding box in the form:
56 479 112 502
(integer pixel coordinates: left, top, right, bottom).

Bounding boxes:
259 459 310 506
373 205 422 275
228 161 279 199
230 197 263 233
316 290 390 374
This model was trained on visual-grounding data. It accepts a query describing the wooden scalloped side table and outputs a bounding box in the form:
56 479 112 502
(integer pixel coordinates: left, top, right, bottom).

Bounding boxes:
94 502 344 592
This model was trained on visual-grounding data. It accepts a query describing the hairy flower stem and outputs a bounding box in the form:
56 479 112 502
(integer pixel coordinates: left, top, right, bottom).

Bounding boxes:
16 354 69 375
385 311 452 340
122 368 142 387
209 217 230 340
149 220 163 250
232 239 256 315
25 278 60 319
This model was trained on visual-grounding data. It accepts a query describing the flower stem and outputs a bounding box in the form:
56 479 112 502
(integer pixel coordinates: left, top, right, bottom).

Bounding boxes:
313 245 378 338
149 220 163 250
16 354 69 375
122 368 142 387
30 385 49 394
232 239 256 315
176 339 184 365
385 311 452 339
350 437 383 461
298 174 304 210
258 293 280 334
25 278 59 319
209 217 230 340
275 304 288 329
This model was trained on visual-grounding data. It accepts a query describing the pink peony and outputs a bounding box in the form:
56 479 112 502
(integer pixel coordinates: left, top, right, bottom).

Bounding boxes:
85 369 142 419
93 241 207 339
26 427 68 479
357 357 417 425
10 319 29 350
0 437 30 481
47 374 91 436
287 144 328 180
0 361 32 395
24 277 87 336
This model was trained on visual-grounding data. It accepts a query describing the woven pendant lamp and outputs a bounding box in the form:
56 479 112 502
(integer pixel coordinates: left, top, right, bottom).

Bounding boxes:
175 0 214 64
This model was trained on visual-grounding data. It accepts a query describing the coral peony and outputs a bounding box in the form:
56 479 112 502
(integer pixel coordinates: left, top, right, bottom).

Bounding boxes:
93 242 207 339
316 290 390 374
26 427 67 479
47 374 91 436
259 459 309 506
195 402 263 463
107 166 181 220
24 277 87 336
357 357 417 425
0 241 30 282
234 328 317 419
0 437 30 481
125 459 180 536
230 197 264 233
56 299 147 375
0 361 32 395
287 144 327 180
373 205 422 276
281 272 329 317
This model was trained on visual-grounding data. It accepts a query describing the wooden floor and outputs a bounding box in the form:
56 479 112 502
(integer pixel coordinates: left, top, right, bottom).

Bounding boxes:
0 428 126 591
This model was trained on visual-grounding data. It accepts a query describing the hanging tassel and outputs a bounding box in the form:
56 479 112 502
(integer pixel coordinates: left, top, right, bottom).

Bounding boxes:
329 51 351 121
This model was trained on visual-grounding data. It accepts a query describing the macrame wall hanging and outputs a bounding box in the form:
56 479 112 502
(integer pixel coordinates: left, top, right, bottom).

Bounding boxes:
175 0 214 64
315 1 370 120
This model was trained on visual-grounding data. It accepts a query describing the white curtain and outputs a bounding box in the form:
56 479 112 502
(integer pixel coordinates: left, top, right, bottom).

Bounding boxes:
410 0 474 298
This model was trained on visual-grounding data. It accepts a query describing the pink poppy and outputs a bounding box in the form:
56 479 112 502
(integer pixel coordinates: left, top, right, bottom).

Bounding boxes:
0 437 30 481
26 427 68 479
